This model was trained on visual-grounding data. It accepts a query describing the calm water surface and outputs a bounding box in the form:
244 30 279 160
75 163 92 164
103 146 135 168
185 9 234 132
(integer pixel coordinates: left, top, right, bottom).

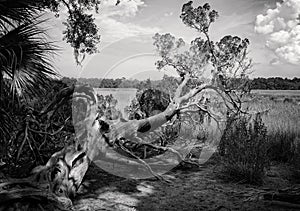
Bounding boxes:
94 88 138 118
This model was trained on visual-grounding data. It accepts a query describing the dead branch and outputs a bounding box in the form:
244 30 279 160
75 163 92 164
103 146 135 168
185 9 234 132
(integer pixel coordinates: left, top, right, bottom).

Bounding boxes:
115 141 167 182
174 74 190 99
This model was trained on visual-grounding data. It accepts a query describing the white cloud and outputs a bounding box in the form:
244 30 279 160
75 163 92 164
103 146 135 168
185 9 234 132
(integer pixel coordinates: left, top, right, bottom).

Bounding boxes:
269 58 282 65
100 0 145 17
95 0 159 42
254 0 300 64
164 12 173 17
99 18 160 41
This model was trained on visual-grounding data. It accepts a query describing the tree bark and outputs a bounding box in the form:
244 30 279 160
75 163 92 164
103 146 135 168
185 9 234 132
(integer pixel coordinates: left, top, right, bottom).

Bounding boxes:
0 102 184 208
0 75 214 207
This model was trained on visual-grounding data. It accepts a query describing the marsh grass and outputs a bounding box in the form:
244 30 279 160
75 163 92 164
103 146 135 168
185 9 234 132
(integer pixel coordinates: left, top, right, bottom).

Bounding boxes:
246 98 300 163
218 97 300 184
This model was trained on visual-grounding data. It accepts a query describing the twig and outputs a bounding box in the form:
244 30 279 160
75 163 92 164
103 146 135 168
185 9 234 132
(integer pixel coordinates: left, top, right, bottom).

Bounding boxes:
16 123 29 162
29 125 64 136
116 141 168 182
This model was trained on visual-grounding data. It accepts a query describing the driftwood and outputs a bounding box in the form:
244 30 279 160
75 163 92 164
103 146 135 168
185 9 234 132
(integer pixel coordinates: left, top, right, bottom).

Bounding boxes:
0 141 88 210
0 72 230 208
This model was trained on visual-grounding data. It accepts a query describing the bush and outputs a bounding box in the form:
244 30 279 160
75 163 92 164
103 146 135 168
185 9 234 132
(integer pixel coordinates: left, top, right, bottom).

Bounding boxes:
218 113 270 184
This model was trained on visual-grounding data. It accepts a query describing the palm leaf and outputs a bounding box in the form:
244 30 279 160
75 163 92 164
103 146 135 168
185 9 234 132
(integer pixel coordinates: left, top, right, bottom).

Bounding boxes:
0 20 59 98
0 107 13 140
0 0 43 27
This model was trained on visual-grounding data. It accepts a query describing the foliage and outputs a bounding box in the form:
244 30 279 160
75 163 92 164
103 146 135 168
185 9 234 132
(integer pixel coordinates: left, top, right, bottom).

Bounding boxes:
0 21 58 97
246 98 300 164
72 76 300 90
0 0 103 65
123 88 182 158
153 32 210 78
180 2 218 33
124 87 208 159
156 75 180 97
139 89 170 117
150 3 256 174
125 89 170 119
0 0 59 96
0 0 111 169
0 0 42 24
97 94 122 120
153 2 252 118
156 1 251 82
78 77 155 89
218 113 270 184
0 79 75 177
0 0 60 144
251 77 300 90
98 78 124 88
40 0 101 64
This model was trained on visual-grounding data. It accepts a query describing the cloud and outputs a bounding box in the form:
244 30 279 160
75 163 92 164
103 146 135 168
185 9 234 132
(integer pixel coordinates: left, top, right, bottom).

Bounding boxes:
95 0 160 42
100 0 145 17
99 18 160 41
164 12 173 17
269 58 282 65
254 0 300 64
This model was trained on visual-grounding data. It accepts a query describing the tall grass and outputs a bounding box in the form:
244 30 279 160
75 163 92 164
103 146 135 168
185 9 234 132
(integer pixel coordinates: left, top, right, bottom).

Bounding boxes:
217 96 300 184
218 113 270 184
246 98 300 163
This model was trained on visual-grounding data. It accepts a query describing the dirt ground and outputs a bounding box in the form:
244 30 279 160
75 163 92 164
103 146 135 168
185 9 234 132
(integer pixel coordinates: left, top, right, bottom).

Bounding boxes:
73 162 300 211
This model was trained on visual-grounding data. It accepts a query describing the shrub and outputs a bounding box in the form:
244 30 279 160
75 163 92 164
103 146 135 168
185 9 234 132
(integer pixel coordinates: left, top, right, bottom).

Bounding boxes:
218 113 270 184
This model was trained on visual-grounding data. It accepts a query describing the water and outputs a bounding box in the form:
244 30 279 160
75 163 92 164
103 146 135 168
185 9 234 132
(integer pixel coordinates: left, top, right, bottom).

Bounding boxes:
94 88 138 118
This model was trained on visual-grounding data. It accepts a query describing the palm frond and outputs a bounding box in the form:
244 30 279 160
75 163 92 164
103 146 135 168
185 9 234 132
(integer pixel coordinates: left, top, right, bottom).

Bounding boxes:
0 107 13 139
0 20 59 98
0 0 43 27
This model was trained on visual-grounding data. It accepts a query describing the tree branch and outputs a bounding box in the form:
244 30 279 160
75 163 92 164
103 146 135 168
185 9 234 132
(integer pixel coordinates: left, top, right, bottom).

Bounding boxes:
174 74 190 100
204 31 218 66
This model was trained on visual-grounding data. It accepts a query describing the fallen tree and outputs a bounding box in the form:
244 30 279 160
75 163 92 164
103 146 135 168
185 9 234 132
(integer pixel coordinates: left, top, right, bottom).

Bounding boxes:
0 2 252 209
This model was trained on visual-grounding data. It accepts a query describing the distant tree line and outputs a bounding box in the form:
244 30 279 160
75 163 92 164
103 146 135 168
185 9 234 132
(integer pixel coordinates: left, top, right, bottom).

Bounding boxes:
250 77 300 90
64 76 300 90
76 77 157 90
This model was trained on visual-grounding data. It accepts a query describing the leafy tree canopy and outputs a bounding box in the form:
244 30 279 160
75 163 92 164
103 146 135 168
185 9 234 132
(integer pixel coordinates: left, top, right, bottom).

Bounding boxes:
39 0 102 64
153 1 252 95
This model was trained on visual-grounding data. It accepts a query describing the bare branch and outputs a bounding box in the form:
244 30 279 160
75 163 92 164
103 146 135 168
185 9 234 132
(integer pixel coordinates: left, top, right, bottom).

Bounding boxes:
29 125 65 136
204 31 218 65
177 83 216 104
174 74 190 100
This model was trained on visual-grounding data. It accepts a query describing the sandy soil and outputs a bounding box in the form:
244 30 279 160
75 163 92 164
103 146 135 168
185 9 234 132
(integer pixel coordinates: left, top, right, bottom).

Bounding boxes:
73 162 299 211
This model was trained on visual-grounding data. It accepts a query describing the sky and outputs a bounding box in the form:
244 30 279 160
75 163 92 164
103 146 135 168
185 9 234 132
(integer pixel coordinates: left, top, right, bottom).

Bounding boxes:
47 0 300 79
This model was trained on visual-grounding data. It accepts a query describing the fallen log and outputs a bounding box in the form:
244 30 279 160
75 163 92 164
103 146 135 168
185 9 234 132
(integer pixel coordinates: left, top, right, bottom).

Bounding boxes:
0 70 228 205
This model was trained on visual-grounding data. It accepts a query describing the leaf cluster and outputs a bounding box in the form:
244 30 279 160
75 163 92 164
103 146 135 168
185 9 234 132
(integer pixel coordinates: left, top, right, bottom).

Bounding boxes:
0 79 75 177
0 0 58 98
180 1 218 33
32 0 101 64
153 33 211 78
153 1 252 104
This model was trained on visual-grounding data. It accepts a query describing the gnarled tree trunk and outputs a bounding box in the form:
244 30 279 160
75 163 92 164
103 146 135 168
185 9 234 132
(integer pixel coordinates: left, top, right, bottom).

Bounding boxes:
0 75 227 209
